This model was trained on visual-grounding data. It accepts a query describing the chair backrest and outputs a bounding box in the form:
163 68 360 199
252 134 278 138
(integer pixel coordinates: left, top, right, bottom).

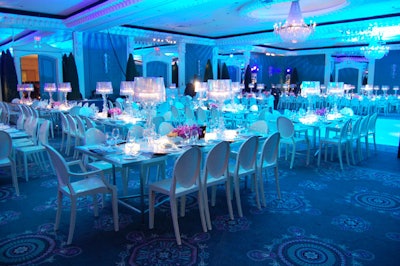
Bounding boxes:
349 117 362 139
171 146 201 194
202 141 230 185
85 128 106 145
37 120 50 145
260 132 280 166
158 121 174 136
339 119 352 140
184 105 195 122
151 116 165 133
249 120 268 134
236 136 258 171
66 114 77 133
127 124 144 139
359 115 369 136
16 114 26 130
196 107 207 124
277 116 294 138
0 131 12 160
367 112 378 132
69 106 81 116
163 111 172 121
60 112 69 133
44 144 70 188
83 116 97 129
74 115 86 137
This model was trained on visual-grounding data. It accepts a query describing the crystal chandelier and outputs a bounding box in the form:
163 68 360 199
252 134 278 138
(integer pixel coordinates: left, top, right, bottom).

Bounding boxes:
274 0 316 43
360 37 389 60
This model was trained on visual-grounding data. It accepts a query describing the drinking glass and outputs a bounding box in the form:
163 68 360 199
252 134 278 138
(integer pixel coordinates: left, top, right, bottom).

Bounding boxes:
190 129 199 144
112 128 120 146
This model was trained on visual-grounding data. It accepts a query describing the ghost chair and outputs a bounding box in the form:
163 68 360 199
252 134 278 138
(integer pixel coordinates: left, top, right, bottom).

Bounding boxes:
44 144 119 245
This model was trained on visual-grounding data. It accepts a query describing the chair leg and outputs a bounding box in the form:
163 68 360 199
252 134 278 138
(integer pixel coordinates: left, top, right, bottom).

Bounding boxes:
338 144 343 170
290 144 295 169
225 179 234 221
234 175 243 217
67 197 77 245
259 169 266 207
11 163 19 196
148 190 155 229
110 186 119 231
274 166 281 199
203 188 212 230
23 153 29 182
252 173 261 210
170 197 182 245
55 191 63 231
197 191 207 233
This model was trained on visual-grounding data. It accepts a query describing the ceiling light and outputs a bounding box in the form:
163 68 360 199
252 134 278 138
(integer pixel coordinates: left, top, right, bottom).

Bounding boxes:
360 36 389 60
274 0 316 43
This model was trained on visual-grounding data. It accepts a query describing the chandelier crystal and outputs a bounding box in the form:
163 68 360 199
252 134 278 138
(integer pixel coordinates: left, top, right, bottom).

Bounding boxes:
360 38 389 60
274 0 316 43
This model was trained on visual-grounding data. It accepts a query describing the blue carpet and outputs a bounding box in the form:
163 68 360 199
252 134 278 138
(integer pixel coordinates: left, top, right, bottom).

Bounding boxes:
0 131 399 265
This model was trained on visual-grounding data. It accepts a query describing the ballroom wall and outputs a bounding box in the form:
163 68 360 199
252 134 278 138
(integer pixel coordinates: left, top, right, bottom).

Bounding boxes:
185 44 213 84
374 49 400 93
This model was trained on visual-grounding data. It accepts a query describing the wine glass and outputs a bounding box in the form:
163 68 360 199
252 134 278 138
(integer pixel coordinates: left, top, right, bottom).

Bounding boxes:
112 128 120 146
183 127 191 143
190 129 199 144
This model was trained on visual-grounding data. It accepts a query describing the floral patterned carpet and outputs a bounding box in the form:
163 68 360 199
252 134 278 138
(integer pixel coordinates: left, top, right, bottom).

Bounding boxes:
0 134 399 266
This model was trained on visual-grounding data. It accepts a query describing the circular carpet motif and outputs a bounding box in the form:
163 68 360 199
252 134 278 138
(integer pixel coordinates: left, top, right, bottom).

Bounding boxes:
0 210 21 225
247 226 374 265
0 234 55 265
331 214 371 233
351 191 400 213
213 215 251 232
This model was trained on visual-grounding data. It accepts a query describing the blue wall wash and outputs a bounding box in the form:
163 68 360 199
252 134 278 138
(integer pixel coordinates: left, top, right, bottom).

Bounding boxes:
79 32 399 98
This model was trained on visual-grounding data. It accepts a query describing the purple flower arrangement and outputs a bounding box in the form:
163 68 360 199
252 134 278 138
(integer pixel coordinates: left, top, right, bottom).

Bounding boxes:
315 108 327 116
108 107 122 116
168 124 205 139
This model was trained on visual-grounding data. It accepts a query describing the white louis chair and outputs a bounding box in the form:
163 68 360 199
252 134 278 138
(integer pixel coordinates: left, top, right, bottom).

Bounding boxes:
0 131 19 196
15 120 50 182
202 141 233 230
318 119 351 170
44 144 119 245
148 146 206 245
257 132 281 207
228 136 260 217
158 121 174 136
277 116 310 169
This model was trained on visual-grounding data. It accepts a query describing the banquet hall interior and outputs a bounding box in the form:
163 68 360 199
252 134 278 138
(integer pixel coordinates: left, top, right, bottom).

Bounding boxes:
0 1 400 265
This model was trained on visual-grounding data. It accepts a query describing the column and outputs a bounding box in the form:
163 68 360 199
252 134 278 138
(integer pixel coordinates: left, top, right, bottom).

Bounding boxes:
73 31 85 99
367 59 375 85
178 42 186 95
212 47 219 79
324 52 332 86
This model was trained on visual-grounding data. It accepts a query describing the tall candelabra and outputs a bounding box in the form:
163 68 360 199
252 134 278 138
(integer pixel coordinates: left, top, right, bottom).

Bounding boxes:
44 83 57 104
207 79 232 131
58 82 72 106
96 82 113 115
120 81 135 116
133 77 166 129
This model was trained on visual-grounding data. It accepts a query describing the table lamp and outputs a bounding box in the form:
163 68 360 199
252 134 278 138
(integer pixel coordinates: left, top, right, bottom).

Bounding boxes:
44 83 57 103
24 83 34 102
133 77 166 128
58 82 72 105
120 81 135 115
96 81 113 114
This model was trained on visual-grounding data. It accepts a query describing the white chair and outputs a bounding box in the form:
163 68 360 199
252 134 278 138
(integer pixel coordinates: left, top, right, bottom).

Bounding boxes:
151 116 165 134
15 120 50 182
248 120 269 135
318 119 351 170
65 114 78 156
257 132 281 207
196 107 208 125
149 146 206 245
59 112 70 152
228 136 260 217
357 115 370 161
73 115 86 158
366 112 378 156
346 117 362 164
0 131 19 196
277 116 310 169
158 121 174 136
202 141 233 230
44 144 119 245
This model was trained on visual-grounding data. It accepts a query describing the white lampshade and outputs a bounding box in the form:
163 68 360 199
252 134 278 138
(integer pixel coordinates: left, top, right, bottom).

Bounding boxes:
58 82 72 93
44 83 57 92
133 77 166 104
17 84 25 91
207 79 232 102
96 81 113 95
24 83 34 92
120 81 135 96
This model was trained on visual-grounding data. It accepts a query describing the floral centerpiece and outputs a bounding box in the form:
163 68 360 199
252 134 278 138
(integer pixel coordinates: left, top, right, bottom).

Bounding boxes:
208 102 219 110
108 107 122 118
167 124 205 139
315 107 327 116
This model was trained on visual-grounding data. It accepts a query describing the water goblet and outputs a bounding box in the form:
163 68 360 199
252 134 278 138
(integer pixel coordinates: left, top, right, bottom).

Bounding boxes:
112 128 120 146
